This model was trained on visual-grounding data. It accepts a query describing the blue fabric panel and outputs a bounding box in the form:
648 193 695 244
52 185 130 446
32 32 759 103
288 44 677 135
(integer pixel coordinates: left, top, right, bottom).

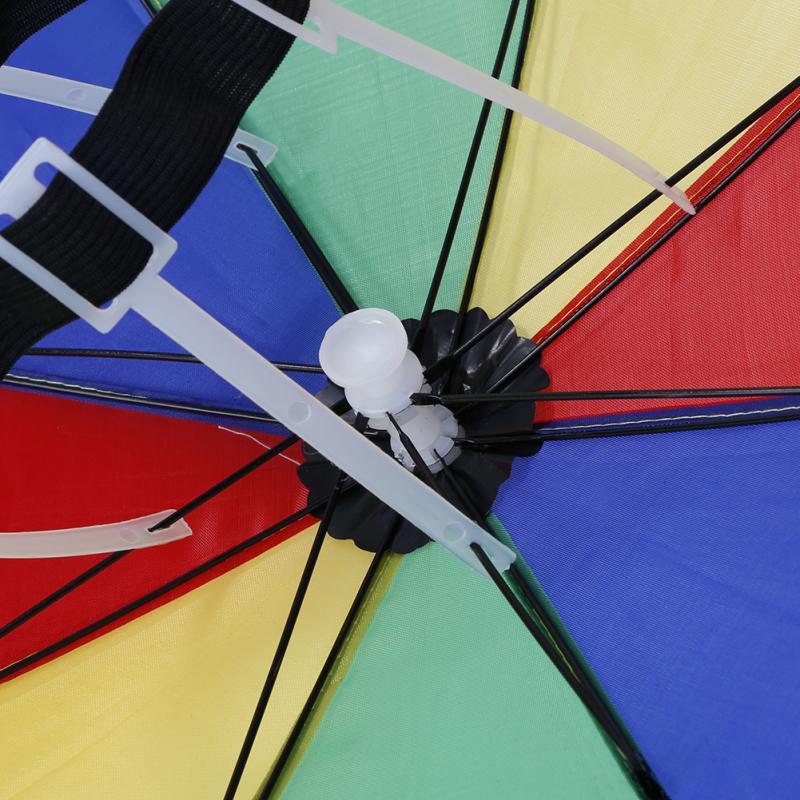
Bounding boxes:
2 0 335 423
494 403 800 799
9 0 151 83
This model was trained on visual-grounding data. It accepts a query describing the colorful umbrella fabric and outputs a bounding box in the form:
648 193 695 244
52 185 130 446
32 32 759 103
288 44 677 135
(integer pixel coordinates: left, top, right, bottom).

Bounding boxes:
1 2 799 799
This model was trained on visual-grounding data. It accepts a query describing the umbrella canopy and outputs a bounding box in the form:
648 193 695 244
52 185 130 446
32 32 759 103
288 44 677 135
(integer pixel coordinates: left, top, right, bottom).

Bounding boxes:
1 2 799 799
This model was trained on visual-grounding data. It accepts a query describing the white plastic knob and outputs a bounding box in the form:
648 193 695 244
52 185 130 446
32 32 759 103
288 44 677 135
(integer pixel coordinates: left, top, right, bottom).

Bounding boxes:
319 308 425 416
320 309 460 470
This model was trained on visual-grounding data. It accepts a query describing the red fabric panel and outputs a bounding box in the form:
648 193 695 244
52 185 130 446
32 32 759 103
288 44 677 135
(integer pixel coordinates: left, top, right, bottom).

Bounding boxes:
0 388 309 677
537 90 800 423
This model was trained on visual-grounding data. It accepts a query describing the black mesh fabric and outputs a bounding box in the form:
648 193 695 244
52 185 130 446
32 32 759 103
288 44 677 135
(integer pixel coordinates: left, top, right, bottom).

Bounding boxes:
0 0 308 376
0 0 88 63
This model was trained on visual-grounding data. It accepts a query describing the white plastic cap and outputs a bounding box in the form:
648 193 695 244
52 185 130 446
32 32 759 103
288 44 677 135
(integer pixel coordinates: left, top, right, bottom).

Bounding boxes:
320 308 424 416
320 308 407 387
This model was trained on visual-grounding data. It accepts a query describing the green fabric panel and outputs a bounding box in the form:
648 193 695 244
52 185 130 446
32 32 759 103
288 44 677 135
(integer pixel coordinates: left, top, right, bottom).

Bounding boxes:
243 0 524 317
280 543 640 800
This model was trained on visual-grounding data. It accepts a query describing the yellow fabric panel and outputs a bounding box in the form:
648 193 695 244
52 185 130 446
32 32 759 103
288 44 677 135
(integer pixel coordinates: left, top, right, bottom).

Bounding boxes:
472 0 800 336
263 552 402 799
0 526 373 800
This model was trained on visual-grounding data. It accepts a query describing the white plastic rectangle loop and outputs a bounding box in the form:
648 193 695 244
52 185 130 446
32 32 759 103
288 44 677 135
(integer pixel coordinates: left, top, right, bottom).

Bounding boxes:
0 138 177 333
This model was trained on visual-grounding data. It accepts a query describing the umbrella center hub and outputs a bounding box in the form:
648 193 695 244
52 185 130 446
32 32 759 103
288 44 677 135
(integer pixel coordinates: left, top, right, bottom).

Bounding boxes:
319 308 458 471
303 306 547 554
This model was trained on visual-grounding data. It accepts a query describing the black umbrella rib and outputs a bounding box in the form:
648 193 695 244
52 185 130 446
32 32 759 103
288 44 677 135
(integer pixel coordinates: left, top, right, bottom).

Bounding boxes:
444 0 538 360
223 475 346 800
0 432 305 639
240 144 358 315
425 75 800 381
538 407 800 441
386 414 431 483
388 423 667 797
436 452 589 678
153 397 347 532
0 496 333 681
0 434 300 639
3 373 281 426
433 453 666 798
456 406 800 447
412 0 529 350
223 417 361 797
24 348 323 373
484 105 800 396
0 552 128 641
257 523 398 799
417 386 800 405
150 434 301 532
470 544 667 799
139 0 158 17
1 396 348 640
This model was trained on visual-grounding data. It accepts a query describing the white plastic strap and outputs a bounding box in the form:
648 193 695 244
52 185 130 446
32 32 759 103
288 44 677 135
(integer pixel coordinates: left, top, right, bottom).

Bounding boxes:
0 512 191 558
0 66 278 169
231 0 695 214
0 139 515 578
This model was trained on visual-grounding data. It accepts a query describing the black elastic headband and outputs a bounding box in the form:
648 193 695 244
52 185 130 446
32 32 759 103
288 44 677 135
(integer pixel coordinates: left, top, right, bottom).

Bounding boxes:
1 0 89 64
0 0 307 376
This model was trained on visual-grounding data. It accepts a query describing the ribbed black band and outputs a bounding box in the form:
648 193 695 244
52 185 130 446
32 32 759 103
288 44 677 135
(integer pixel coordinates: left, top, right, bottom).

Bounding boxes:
1 0 88 63
0 0 308 376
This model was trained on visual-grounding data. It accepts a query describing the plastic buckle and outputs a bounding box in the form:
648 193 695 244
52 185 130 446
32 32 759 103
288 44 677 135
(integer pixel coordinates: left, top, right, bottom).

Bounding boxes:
0 138 176 333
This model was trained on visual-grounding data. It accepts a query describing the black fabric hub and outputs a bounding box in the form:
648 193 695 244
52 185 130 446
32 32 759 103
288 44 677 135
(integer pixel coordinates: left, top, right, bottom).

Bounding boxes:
298 307 548 554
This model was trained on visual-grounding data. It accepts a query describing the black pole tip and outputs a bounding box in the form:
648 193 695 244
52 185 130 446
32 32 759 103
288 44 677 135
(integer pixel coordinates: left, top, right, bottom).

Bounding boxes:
632 759 671 800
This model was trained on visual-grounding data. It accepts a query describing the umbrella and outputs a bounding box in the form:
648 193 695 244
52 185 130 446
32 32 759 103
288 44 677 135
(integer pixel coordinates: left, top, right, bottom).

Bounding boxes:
1 1 799 798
